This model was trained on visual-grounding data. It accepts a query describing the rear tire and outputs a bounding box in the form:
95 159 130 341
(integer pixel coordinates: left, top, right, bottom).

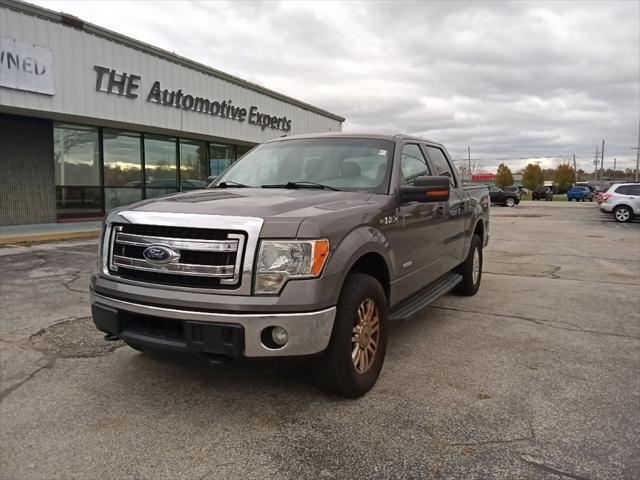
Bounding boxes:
505 197 515 207
454 234 483 296
313 273 388 397
614 205 633 223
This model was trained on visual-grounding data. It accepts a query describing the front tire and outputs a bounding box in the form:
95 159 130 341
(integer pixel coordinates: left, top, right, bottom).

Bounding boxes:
454 234 483 296
614 205 633 223
313 274 388 397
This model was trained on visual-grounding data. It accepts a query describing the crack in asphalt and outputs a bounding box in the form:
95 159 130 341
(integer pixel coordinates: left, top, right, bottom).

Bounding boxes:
61 273 87 293
448 419 536 447
520 454 593 480
483 270 638 286
0 253 47 272
430 305 640 341
0 357 54 403
488 250 640 264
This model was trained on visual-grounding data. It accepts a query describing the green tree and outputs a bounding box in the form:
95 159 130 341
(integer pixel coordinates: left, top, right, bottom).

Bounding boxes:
495 163 514 189
522 163 544 191
554 164 575 193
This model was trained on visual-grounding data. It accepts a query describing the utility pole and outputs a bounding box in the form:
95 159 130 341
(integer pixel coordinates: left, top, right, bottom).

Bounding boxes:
634 121 640 182
613 158 616 181
573 153 577 184
599 139 605 187
467 146 471 183
593 146 599 183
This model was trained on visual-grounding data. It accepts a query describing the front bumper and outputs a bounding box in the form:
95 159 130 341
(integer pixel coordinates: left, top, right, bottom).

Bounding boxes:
91 292 336 358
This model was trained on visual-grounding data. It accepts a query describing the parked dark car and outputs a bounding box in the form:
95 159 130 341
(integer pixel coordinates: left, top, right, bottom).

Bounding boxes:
488 185 520 207
532 186 554 201
504 186 522 196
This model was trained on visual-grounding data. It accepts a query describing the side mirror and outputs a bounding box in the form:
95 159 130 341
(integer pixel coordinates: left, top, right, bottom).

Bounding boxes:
206 175 217 185
399 176 450 203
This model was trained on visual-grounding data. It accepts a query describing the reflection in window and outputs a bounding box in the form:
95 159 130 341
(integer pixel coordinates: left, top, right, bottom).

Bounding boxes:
56 186 102 217
401 144 430 184
145 136 177 189
54 123 100 186
180 139 208 189
103 130 142 187
236 144 253 159
209 143 235 177
104 188 142 211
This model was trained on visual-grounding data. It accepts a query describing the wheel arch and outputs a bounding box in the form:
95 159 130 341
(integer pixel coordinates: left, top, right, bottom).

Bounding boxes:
346 252 391 304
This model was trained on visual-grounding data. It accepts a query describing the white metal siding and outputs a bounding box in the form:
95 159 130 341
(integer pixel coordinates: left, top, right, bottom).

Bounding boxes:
0 7 342 142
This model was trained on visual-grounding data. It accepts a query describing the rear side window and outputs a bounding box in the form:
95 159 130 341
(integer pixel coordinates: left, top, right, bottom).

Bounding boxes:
616 185 640 195
400 144 430 185
424 146 456 186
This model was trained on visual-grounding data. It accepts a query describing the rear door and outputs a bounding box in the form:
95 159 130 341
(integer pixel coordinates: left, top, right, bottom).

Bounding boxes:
620 184 640 213
422 144 468 269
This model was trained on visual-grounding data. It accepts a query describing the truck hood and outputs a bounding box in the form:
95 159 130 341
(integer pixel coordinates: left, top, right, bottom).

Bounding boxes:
117 188 375 237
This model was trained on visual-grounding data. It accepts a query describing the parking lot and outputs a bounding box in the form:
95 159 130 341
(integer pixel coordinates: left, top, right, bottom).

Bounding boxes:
1 201 639 480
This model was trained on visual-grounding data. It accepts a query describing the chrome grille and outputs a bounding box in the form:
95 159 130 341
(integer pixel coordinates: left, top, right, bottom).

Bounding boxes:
108 224 245 288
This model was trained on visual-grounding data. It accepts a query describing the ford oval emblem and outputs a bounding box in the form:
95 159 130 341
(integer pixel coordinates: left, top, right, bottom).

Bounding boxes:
142 245 179 264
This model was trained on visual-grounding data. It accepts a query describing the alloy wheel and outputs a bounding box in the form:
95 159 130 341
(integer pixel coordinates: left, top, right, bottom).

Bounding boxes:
615 208 630 222
472 247 481 285
351 298 380 374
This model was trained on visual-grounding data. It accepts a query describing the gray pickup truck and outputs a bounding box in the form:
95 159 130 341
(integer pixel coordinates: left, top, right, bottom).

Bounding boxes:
91 133 489 397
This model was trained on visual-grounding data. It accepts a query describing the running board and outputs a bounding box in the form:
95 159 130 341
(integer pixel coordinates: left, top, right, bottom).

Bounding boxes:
389 272 462 321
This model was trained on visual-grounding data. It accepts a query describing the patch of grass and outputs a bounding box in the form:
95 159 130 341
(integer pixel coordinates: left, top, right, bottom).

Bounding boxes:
520 194 567 202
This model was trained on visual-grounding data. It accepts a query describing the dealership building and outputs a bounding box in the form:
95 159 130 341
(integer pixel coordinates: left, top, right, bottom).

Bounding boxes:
0 0 344 226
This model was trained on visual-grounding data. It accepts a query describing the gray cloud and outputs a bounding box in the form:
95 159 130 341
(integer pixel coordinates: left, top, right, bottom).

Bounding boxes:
34 0 640 172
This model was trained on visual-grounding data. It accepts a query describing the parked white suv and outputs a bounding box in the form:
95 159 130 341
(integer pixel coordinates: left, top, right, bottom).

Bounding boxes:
599 183 640 223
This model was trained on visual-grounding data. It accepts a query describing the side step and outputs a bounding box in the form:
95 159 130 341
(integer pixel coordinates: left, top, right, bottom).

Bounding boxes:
389 272 462 321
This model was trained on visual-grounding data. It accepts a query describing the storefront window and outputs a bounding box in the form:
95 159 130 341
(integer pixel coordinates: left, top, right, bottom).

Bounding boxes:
54 123 100 186
180 139 208 189
209 143 235 177
103 130 142 187
145 135 177 195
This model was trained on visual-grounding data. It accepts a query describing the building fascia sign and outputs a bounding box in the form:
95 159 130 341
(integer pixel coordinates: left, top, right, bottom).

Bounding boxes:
0 38 54 95
93 65 292 132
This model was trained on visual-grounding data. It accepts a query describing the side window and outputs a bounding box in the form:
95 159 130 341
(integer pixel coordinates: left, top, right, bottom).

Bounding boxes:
615 185 630 195
424 146 456 187
631 185 640 196
400 144 430 185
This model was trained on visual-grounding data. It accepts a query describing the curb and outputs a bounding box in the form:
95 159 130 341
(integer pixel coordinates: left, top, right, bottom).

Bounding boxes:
0 230 100 246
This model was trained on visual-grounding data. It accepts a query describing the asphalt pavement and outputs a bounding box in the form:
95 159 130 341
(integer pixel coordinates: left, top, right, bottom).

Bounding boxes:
1 201 639 479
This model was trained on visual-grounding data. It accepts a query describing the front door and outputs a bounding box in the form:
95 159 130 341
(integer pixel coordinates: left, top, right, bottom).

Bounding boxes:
388 143 445 303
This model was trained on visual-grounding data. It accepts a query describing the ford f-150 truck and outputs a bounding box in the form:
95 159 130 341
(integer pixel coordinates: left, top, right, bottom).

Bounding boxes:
91 133 489 397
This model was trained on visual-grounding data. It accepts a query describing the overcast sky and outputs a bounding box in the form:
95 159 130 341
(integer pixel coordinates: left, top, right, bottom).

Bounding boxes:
33 0 640 173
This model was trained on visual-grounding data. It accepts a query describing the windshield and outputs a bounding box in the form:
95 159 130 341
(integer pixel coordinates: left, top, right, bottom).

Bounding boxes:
212 137 395 194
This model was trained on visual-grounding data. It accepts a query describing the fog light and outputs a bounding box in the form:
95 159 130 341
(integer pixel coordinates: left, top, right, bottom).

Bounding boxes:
271 326 289 346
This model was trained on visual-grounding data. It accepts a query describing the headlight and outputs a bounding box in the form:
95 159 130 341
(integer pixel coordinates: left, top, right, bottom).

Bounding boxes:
255 239 330 294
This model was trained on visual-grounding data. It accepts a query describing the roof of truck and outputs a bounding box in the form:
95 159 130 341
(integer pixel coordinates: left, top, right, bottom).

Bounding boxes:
264 132 442 145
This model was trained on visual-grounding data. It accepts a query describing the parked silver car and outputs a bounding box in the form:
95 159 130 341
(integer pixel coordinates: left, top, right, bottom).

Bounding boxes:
599 183 640 223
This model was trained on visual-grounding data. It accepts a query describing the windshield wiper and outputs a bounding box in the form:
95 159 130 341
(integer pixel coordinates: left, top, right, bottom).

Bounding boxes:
216 180 249 188
261 181 340 191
